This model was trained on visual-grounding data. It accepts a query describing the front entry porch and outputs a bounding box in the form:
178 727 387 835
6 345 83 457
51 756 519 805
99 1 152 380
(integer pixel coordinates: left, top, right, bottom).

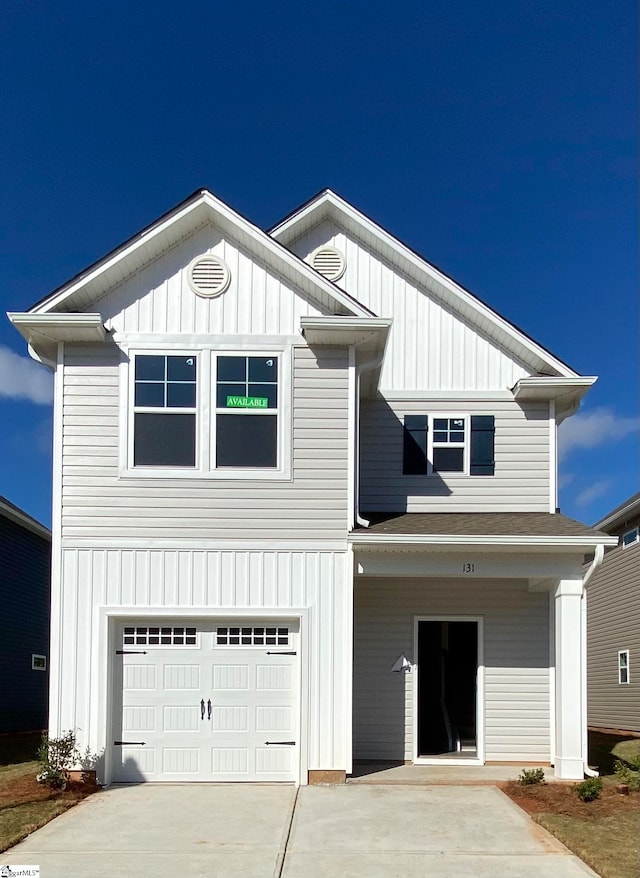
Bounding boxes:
350 525 607 780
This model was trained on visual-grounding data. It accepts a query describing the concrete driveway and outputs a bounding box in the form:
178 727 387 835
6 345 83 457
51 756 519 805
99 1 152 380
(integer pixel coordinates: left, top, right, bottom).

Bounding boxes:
4 783 598 878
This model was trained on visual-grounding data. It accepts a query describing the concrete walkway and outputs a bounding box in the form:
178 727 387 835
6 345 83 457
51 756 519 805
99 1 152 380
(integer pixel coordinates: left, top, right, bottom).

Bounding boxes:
4 783 598 878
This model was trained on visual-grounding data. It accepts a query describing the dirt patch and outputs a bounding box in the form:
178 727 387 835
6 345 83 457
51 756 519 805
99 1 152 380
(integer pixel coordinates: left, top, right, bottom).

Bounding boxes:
501 779 639 819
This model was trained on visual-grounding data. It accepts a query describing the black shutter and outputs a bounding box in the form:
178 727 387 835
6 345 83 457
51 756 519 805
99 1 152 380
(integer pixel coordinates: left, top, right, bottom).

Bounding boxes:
403 415 428 474
470 415 495 475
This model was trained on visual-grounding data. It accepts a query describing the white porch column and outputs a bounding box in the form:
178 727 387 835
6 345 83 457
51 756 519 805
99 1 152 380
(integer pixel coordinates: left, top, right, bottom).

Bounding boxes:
554 578 585 779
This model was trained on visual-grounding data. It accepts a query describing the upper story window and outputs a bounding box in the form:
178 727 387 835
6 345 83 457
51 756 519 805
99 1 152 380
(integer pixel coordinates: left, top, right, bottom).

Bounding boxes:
622 527 639 548
215 356 279 468
125 348 289 478
432 417 465 473
402 414 495 477
133 355 197 467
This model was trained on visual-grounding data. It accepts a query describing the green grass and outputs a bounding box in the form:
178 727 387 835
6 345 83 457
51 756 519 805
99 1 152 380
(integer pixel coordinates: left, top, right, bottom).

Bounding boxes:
0 760 97 854
589 731 640 777
538 812 639 878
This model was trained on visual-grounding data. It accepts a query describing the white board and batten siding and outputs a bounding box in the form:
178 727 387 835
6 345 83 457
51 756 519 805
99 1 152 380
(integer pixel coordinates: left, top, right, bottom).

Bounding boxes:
354 578 550 762
360 398 550 513
96 223 331 336
61 343 348 543
288 219 534 393
54 546 350 779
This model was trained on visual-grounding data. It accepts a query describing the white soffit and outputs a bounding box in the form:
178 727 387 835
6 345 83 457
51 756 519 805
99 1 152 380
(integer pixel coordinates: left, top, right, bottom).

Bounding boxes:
270 190 580 379
25 191 374 321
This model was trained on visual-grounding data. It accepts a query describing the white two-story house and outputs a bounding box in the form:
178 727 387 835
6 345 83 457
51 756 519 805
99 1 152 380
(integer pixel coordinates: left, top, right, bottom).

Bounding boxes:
9 189 615 784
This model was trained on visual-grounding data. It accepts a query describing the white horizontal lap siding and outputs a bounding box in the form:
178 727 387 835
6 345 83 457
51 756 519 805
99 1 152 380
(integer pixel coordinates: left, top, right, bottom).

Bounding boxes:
97 224 327 336
360 397 550 512
290 220 531 391
353 577 550 762
587 540 640 732
61 345 349 541
57 547 349 774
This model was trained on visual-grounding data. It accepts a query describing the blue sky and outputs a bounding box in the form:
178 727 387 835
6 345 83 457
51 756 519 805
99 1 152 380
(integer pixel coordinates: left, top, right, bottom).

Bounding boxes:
0 0 637 528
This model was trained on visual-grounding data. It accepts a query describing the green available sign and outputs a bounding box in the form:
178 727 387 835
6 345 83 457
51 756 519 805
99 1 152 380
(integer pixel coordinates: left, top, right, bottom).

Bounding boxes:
226 395 268 409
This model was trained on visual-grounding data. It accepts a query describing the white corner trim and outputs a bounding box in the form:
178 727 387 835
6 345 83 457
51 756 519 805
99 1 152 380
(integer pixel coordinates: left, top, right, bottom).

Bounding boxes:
549 400 557 513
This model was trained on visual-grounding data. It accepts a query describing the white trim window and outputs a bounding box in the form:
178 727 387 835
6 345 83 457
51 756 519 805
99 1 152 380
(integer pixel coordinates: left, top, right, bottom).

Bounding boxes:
622 527 639 548
214 354 279 469
432 416 467 474
618 649 630 684
132 354 198 467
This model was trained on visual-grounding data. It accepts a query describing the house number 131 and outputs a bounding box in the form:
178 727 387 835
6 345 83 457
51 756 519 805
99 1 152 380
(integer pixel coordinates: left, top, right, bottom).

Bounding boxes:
462 563 475 573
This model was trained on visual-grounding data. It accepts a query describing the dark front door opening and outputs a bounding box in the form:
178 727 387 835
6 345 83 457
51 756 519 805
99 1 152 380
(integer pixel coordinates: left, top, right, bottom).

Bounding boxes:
417 620 478 758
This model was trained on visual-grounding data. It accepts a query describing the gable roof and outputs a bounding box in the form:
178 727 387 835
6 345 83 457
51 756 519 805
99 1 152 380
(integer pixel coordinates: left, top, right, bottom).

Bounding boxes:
0 495 51 541
26 189 374 320
594 492 640 532
270 189 580 379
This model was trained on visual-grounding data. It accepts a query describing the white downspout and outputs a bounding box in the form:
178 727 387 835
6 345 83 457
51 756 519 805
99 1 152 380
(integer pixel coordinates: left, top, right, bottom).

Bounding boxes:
581 543 605 777
354 351 386 528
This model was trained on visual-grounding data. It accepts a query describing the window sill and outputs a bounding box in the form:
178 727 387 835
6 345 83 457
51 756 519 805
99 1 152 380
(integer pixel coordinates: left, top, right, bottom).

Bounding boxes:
118 466 293 482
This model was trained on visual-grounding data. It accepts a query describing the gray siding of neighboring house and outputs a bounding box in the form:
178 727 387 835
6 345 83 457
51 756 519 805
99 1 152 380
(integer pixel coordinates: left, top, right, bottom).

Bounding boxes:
587 526 640 733
0 515 51 733
61 343 349 544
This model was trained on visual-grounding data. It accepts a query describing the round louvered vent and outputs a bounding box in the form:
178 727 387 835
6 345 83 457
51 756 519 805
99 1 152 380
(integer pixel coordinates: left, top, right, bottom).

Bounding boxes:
310 246 346 281
187 255 231 298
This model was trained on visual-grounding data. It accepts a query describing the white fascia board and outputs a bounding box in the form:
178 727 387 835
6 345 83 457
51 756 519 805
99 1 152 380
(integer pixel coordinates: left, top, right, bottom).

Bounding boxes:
8 312 107 343
272 190 579 379
348 533 618 551
512 377 598 400
301 316 391 347
0 500 51 541
29 190 372 320
595 496 640 531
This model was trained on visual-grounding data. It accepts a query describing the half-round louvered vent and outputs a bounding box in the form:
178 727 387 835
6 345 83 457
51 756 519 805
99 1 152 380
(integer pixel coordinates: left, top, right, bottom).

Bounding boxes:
310 246 346 281
187 255 231 298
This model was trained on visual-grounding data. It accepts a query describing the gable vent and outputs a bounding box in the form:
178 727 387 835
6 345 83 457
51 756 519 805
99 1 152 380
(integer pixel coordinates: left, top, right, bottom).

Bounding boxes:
187 255 231 298
310 246 346 281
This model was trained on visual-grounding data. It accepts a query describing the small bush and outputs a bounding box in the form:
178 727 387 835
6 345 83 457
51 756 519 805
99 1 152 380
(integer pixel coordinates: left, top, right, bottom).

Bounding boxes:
37 731 78 789
574 777 603 802
518 767 546 785
614 756 640 792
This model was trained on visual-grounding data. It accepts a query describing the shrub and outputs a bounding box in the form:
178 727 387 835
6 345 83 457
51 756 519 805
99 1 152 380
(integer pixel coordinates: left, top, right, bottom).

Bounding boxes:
614 756 640 792
37 731 78 789
518 767 546 785
574 777 603 802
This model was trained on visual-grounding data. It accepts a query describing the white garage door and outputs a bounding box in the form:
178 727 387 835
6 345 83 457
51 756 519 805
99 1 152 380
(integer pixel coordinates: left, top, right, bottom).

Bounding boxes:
112 618 299 782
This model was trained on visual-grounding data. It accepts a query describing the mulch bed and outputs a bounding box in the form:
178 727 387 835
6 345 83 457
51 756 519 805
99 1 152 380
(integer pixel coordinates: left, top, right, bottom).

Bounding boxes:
0 773 97 810
500 780 640 819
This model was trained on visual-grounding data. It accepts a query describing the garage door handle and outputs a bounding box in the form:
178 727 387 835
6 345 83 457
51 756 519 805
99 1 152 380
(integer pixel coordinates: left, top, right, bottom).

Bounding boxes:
207 699 212 720
264 741 296 746
200 699 205 720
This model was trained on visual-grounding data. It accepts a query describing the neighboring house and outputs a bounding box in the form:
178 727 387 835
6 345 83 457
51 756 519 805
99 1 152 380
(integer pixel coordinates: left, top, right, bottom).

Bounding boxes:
587 492 640 734
0 495 51 734
8 188 615 783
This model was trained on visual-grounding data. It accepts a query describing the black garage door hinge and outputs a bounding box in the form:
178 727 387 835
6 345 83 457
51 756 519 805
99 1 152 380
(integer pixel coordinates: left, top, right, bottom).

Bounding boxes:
114 741 146 746
116 650 148 655
266 651 297 655
264 741 296 746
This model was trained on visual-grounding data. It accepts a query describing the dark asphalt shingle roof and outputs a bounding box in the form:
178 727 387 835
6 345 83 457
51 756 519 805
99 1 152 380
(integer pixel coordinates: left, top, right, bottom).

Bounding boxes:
356 512 609 539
